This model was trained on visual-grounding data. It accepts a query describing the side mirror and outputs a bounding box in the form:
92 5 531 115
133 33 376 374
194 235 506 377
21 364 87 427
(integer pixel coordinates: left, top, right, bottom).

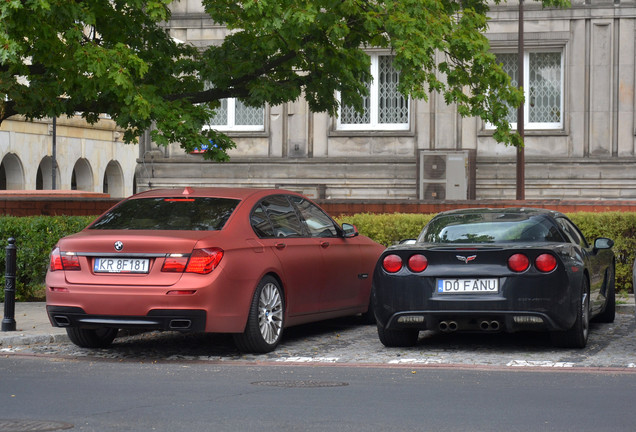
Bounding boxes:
342 223 359 238
594 237 614 250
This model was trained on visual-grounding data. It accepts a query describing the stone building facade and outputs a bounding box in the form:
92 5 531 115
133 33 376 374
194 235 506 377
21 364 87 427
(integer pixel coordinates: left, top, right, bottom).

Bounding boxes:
0 116 137 199
136 0 636 201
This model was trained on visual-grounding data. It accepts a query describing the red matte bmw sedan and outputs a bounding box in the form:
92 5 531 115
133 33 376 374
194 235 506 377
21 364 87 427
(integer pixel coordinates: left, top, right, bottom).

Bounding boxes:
46 187 384 353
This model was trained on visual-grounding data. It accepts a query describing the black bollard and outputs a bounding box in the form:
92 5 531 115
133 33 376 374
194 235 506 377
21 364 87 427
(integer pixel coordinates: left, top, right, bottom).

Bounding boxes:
2 237 16 331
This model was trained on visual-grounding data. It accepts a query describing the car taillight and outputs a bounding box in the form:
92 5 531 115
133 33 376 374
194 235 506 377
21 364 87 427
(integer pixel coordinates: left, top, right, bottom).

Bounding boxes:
508 253 529 272
49 248 81 271
535 253 557 272
382 254 403 273
408 254 428 272
162 248 224 274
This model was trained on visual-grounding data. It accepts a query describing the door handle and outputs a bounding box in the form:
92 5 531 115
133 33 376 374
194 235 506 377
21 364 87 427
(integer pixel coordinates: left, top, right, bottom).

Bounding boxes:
275 242 286 250
320 241 330 248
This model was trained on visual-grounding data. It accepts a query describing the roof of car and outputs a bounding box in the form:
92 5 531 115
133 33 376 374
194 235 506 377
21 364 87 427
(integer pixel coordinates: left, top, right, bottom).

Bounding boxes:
128 187 301 200
434 207 565 218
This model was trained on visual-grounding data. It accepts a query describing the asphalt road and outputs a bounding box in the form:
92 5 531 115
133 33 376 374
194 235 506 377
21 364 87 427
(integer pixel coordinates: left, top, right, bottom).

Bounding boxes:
2 355 636 432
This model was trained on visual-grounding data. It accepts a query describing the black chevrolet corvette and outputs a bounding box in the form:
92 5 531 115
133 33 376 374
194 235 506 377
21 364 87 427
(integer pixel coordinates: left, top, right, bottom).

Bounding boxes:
372 208 616 348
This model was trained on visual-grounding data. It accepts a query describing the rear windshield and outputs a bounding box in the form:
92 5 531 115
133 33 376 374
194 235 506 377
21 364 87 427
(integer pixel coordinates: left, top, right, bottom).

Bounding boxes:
89 197 240 231
419 213 565 244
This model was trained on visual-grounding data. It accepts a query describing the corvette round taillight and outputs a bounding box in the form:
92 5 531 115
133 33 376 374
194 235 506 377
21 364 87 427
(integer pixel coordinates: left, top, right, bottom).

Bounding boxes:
408 254 428 272
382 254 403 273
535 253 557 272
508 253 529 272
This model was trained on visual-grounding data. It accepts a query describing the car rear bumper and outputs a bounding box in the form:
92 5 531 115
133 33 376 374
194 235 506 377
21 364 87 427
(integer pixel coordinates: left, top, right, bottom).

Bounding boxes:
381 309 562 333
47 306 207 332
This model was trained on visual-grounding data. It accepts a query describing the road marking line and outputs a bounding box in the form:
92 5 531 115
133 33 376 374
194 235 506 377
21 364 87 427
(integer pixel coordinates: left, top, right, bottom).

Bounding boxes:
388 359 445 365
276 356 339 363
507 360 574 368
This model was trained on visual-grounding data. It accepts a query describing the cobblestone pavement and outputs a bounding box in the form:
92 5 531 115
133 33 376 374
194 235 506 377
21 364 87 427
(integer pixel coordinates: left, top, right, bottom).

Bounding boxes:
3 307 635 370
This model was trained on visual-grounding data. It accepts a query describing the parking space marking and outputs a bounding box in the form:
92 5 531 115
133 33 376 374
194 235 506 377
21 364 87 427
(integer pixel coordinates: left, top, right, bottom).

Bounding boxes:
388 359 446 365
507 360 574 368
276 356 339 363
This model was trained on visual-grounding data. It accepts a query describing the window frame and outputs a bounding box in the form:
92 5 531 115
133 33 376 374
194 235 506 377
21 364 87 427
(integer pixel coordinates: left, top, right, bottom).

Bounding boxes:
336 53 410 132
203 98 266 132
491 48 565 131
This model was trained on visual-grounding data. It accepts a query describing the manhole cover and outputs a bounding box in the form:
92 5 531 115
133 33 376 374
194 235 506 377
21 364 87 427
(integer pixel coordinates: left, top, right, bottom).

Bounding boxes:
252 380 348 388
0 419 73 432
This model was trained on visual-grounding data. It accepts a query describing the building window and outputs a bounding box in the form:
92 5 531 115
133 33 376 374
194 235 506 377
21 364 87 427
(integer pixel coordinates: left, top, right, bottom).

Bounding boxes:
495 50 563 129
337 54 409 131
205 98 265 132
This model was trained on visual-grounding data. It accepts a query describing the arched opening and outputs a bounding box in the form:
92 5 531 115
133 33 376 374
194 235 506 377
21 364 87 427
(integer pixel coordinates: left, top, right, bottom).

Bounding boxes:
36 156 61 190
71 158 93 192
0 153 25 190
102 160 125 198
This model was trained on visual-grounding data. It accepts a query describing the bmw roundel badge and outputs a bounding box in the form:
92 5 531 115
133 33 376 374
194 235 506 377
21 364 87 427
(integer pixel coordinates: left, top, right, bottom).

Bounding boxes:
114 241 124 251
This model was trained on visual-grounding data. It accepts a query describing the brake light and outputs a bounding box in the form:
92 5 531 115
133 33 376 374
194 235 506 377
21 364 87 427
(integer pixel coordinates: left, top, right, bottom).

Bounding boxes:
186 248 224 274
408 254 428 272
162 248 224 274
49 248 81 271
382 254 403 273
161 255 189 273
535 254 557 272
508 253 529 272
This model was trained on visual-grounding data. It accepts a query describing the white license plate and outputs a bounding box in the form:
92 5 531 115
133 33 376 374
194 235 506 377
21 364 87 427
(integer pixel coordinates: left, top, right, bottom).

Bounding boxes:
94 258 150 274
437 278 499 294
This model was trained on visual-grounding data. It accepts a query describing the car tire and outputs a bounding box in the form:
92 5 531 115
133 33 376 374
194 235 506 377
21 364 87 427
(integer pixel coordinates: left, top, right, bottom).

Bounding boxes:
66 327 118 348
376 323 419 347
551 278 590 349
359 295 376 325
233 276 285 354
593 264 616 323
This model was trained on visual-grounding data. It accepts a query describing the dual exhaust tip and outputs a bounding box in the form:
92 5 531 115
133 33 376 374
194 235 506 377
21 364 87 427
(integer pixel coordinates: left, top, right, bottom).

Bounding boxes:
53 315 192 330
438 320 501 332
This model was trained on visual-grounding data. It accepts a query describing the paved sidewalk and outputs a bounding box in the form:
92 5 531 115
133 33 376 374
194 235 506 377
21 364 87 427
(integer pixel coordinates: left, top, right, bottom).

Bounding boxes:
0 302 67 347
1 297 635 348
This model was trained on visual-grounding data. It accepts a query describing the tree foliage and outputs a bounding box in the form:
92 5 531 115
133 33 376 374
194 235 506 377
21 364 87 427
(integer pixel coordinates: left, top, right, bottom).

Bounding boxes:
0 0 569 160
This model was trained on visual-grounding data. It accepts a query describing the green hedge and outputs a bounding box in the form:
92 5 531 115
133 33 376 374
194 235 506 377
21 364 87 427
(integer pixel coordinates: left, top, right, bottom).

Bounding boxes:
0 212 634 301
0 216 94 301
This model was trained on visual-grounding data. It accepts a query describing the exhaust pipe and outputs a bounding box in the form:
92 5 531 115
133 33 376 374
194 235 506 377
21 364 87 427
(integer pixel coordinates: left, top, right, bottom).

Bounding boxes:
479 320 501 331
169 319 192 330
439 321 458 333
53 315 71 327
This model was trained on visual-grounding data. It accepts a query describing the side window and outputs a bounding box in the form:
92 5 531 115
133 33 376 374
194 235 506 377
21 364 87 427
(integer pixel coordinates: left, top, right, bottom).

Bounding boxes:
260 195 305 238
289 196 339 238
250 205 275 238
556 217 588 248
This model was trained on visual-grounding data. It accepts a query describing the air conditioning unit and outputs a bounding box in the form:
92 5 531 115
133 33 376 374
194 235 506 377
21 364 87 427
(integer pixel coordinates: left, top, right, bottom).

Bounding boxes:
419 150 475 200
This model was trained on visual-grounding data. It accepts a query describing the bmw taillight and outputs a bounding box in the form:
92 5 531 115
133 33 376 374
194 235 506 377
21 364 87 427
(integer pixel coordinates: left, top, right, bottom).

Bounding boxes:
508 253 529 272
407 254 428 272
162 248 224 274
49 248 81 271
535 253 557 272
382 254 403 273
